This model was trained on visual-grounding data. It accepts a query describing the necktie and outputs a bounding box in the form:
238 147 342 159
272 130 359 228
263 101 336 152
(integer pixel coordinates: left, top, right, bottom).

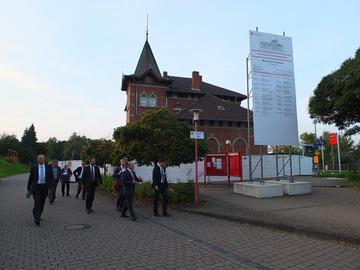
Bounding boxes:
92 166 95 181
40 165 45 183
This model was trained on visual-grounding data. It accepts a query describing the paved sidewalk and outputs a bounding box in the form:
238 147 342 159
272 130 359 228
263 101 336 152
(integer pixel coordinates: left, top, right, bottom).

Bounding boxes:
181 176 360 244
1 174 360 270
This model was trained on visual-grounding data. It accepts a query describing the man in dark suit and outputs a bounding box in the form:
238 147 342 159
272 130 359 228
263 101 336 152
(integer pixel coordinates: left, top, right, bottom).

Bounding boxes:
112 158 127 212
74 161 86 200
120 162 142 221
27 154 53 225
48 159 61 204
82 157 102 213
152 161 170 217
60 164 73 196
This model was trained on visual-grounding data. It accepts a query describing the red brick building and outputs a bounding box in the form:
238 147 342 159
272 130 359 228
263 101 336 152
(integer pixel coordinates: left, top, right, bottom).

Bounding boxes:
121 39 265 155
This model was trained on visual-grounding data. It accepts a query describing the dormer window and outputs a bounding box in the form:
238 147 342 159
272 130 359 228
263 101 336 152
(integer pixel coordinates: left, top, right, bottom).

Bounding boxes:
217 105 225 111
173 104 182 112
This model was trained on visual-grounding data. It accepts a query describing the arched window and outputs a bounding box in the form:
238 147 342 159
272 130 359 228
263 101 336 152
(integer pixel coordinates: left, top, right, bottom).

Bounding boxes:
148 95 157 107
140 94 147 107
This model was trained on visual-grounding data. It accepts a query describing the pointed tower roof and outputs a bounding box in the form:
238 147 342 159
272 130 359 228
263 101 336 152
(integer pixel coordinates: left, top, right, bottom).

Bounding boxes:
134 40 161 78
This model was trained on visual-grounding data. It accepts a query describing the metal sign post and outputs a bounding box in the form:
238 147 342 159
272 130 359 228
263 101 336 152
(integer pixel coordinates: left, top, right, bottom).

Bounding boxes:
246 56 252 182
337 133 342 173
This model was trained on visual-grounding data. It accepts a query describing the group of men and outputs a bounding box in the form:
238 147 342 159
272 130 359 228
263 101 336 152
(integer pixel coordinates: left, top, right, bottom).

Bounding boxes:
112 158 170 221
27 155 102 225
27 154 170 226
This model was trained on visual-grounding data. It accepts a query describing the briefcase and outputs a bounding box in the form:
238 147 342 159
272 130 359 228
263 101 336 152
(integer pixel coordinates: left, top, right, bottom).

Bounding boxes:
25 190 32 199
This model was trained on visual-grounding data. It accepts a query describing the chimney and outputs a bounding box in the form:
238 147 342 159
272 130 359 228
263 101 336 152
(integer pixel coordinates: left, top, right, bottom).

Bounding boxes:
192 71 201 90
163 71 168 77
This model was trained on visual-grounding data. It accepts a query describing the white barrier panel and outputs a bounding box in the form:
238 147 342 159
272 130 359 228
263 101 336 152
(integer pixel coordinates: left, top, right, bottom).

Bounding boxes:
59 155 313 183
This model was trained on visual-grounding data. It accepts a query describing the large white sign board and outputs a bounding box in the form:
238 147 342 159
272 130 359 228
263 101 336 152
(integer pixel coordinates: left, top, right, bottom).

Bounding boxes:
249 31 299 145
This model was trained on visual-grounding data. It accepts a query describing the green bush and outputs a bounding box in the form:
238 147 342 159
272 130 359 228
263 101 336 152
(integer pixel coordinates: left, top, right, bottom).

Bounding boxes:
98 176 194 204
317 171 347 178
346 172 360 187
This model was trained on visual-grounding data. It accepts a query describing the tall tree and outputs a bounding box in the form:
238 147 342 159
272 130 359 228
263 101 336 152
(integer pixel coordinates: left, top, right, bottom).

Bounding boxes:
19 124 38 164
63 133 89 160
113 109 209 166
309 47 360 136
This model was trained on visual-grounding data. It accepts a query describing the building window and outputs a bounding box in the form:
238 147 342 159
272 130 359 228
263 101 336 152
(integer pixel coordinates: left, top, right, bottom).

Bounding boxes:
148 95 157 107
173 104 182 112
140 94 147 107
140 94 157 108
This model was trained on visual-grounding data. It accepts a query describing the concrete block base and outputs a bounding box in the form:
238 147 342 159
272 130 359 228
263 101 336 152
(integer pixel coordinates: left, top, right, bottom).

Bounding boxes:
268 180 312 195
233 182 283 198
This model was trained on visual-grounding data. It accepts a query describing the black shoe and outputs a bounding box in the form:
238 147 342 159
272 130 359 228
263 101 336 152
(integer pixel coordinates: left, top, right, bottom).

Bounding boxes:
75 195 78 199
86 209 91 214
131 216 138 221
82 198 85 201
121 214 130 218
34 220 40 226
66 194 70 197
163 213 170 217
154 213 161 217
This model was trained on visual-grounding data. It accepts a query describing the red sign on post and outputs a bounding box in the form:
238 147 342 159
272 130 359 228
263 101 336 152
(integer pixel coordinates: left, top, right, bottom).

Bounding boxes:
328 133 337 145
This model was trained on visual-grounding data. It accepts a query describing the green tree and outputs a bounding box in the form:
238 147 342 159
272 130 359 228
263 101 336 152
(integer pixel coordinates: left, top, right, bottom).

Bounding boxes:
112 109 209 166
46 137 65 160
309 48 360 136
63 133 89 160
81 139 114 168
0 134 20 157
300 132 316 145
19 124 38 164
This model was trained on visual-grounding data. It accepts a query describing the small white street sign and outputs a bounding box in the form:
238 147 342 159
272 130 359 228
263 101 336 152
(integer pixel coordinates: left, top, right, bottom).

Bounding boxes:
190 131 204 140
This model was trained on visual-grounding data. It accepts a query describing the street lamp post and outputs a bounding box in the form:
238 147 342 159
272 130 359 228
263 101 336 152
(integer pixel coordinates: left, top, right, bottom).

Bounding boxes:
225 140 231 187
190 109 202 207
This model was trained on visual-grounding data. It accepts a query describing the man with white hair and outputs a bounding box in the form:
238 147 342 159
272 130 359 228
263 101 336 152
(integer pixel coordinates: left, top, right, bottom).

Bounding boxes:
27 154 53 226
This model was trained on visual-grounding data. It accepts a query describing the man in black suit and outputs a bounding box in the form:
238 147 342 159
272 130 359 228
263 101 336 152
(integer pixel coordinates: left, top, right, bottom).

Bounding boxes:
48 159 61 204
60 164 73 196
112 158 127 211
120 162 142 221
27 154 53 225
152 161 170 217
82 157 102 213
74 161 86 200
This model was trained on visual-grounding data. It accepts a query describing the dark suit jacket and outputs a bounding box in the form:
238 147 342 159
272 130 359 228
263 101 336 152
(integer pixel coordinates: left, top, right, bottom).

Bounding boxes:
27 164 53 191
121 169 141 195
82 165 102 186
152 165 168 189
52 166 62 183
73 166 85 182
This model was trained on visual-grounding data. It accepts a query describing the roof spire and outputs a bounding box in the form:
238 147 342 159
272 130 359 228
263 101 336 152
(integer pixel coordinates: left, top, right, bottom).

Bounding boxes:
146 14 149 41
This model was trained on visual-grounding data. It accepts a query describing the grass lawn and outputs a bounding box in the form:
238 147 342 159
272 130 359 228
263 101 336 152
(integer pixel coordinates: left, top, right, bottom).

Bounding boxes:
0 159 29 179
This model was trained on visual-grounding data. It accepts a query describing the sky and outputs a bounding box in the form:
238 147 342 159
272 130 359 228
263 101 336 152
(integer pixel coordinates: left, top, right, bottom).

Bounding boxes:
1 0 360 142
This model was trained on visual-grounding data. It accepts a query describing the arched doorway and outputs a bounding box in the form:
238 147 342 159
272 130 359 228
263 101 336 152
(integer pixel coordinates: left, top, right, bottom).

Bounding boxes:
232 137 247 154
207 136 220 153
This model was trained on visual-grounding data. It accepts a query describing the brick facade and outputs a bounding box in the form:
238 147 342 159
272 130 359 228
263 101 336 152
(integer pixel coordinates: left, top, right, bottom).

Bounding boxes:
122 39 267 155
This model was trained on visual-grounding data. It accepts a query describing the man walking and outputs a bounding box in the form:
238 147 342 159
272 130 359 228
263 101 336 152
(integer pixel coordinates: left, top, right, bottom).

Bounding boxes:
74 162 86 200
112 158 127 211
82 157 102 214
120 162 142 221
60 164 73 196
152 161 170 217
49 159 61 204
27 154 53 225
